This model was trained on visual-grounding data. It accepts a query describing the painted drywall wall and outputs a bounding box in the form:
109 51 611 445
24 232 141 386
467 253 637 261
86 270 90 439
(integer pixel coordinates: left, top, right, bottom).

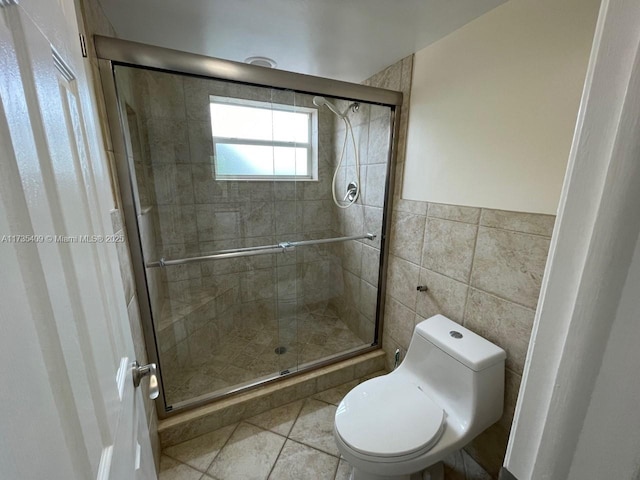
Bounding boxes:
402 0 600 214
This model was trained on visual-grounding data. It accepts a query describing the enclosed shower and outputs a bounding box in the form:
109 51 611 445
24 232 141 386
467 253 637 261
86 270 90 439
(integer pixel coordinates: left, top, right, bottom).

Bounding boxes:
98 36 400 414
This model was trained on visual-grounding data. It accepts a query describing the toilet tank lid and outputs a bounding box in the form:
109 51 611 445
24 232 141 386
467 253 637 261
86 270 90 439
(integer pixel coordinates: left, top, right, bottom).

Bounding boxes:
416 315 506 371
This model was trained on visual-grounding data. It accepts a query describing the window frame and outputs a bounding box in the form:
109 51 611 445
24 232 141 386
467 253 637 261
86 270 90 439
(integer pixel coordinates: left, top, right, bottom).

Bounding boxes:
209 95 319 181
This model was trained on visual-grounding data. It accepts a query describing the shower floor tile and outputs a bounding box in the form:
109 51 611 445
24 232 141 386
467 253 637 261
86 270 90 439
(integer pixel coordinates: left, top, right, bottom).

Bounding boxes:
162 306 365 406
159 373 494 480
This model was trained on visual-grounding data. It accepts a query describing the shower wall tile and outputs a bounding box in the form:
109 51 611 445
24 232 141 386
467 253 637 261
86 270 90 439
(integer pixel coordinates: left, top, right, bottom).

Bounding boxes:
147 117 190 164
241 202 275 237
341 240 362 276
360 280 378 322
151 163 194 205
363 207 383 249
421 218 477 283
302 200 333 233
144 73 186 120
363 163 387 208
155 205 198 245
366 117 391 165
360 244 380 288
187 120 214 164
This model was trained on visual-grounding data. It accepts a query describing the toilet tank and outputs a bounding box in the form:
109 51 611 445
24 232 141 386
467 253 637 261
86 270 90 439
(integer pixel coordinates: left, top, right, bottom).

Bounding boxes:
398 315 506 434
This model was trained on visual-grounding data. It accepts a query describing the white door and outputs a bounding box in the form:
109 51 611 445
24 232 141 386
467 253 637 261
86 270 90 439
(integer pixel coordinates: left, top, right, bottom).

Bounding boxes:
0 1 156 479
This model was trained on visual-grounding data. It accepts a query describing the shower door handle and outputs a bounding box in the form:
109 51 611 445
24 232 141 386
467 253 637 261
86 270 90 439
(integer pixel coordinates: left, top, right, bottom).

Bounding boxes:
132 361 159 399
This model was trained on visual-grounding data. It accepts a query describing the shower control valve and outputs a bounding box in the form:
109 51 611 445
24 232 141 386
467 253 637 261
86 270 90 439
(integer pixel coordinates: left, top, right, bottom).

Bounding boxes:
344 181 359 202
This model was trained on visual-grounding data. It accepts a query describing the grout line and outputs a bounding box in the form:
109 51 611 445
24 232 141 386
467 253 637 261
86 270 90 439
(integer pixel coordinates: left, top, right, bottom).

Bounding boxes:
201 422 242 475
461 222 482 327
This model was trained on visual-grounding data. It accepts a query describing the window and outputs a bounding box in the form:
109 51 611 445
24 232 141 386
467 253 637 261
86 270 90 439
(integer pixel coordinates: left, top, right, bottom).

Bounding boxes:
210 96 318 181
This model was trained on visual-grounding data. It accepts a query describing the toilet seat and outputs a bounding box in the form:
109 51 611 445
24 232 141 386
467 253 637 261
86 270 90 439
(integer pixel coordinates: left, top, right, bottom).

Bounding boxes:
335 376 445 459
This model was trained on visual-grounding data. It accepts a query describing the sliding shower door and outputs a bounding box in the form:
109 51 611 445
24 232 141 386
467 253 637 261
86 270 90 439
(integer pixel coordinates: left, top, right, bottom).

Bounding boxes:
113 65 393 410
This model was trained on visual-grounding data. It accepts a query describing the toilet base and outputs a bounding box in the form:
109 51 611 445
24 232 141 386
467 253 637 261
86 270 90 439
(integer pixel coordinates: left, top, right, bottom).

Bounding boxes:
348 461 444 480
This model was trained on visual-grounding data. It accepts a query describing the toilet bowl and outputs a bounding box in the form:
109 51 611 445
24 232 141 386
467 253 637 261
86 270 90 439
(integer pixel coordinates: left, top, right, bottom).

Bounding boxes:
334 314 506 480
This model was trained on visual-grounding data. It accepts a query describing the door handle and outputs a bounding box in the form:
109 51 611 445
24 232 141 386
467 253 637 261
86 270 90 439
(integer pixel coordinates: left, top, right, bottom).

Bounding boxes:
132 361 159 399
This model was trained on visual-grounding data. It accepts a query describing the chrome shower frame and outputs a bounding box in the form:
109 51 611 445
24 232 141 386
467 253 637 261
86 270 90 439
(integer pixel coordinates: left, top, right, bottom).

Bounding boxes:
94 35 402 418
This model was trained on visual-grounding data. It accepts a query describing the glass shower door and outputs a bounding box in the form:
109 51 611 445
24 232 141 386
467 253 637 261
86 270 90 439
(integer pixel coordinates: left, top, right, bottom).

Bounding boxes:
113 64 391 410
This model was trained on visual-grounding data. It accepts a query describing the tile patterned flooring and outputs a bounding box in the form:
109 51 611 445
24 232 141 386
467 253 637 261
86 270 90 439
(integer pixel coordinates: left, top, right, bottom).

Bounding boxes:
159 378 493 480
163 304 366 406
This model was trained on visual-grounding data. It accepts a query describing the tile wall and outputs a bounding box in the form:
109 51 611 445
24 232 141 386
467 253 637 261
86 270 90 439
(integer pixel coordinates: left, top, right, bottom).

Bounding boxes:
364 56 556 477
328 59 410 343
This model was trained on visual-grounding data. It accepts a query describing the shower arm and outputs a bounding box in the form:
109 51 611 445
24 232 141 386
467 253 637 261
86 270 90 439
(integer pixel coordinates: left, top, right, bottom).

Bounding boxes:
146 233 377 268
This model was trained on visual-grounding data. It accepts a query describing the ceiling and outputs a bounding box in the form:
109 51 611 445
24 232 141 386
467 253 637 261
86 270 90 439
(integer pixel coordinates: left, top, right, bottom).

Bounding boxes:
97 0 506 83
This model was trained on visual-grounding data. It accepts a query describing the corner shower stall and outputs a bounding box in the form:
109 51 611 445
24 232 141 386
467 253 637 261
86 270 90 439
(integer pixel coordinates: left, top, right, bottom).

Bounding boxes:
97 37 400 414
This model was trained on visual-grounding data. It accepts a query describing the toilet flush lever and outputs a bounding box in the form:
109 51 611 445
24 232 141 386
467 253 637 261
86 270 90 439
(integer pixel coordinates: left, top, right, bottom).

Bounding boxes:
133 361 159 399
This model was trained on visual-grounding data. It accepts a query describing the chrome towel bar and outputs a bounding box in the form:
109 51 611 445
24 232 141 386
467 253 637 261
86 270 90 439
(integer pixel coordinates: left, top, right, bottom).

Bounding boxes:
146 233 376 268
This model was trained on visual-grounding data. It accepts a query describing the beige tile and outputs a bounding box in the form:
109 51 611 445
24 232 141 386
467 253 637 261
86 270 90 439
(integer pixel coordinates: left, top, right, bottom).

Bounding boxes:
313 380 358 406
415 268 468 323
207 422 285 480
334 459 353 480
480 209 556 237
363 207 383 249
158 455 203 480
422 218 477 283
428 203 481 224
315 364 355 392
360 280 378 321
163 423 237 472
471 227 550 309
387 255 420 310
389 211 427 265
366 118 391 166
383 295 415 350
360 245 380 287
289 399 339 456
268 440 338 480
342 240 362 276
245 400 304 437
354 352 386 378
363 164 387 207
393 198 428 215
463 289 535 374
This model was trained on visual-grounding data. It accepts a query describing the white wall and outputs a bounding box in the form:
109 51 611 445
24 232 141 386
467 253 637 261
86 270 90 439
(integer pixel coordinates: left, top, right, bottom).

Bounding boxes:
567 229 640 479
402 0 600 214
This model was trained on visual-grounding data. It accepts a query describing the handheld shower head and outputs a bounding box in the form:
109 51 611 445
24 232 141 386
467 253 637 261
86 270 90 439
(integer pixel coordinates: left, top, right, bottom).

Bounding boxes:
313 96 345 118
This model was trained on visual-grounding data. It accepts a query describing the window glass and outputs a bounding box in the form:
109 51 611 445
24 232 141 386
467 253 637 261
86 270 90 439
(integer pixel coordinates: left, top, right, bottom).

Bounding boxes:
210 97 316 180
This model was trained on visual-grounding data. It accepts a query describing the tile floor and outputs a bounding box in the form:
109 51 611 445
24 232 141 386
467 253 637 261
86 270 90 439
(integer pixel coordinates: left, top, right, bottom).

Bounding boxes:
162 303 365 406
158 378 493 480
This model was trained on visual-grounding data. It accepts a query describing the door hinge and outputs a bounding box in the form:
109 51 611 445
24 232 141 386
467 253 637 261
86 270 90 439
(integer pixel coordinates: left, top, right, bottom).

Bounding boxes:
79 33 88 58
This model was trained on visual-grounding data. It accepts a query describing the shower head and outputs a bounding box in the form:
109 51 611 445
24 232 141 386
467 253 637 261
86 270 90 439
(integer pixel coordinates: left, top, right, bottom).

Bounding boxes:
313 96 345 118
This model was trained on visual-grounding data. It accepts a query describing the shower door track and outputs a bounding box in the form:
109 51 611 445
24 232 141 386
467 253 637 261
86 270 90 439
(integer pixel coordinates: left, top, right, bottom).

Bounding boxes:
146 233 377 268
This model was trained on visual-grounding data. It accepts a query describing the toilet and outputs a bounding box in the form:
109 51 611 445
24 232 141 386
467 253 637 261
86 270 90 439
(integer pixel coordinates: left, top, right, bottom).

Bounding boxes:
334 314 506 480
